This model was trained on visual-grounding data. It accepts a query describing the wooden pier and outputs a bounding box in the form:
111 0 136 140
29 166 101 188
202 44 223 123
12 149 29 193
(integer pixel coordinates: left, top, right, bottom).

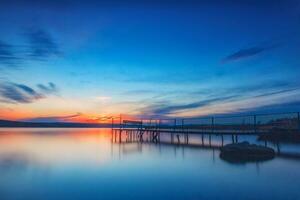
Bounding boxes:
111 112 300 145
111 128 300 162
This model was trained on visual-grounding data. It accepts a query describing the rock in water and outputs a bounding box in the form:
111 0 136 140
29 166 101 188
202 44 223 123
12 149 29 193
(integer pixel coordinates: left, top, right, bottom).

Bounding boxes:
220 142 275 163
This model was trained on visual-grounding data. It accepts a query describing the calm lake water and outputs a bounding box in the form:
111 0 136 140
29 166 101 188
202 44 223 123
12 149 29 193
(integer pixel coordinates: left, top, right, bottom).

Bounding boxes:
0 128 300 200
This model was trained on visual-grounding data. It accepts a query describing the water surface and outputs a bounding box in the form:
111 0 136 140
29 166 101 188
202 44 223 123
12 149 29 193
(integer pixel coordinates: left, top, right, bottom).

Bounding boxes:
0 128 300 200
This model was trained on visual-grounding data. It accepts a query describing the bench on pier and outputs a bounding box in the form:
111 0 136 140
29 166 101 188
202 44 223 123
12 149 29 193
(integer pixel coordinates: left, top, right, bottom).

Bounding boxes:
122 120 143 129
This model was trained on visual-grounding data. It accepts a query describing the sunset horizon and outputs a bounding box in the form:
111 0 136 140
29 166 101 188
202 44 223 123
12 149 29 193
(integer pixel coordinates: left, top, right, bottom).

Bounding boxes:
1 1 300 200
1 0 300 123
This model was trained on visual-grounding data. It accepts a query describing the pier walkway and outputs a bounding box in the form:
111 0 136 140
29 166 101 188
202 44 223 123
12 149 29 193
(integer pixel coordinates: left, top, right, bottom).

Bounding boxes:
112 112 300 142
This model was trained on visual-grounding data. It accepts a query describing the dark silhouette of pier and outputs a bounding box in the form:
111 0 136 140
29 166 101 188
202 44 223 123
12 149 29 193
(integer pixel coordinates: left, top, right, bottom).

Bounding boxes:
111 111 300 161
112 111 300 142
111 129 300 162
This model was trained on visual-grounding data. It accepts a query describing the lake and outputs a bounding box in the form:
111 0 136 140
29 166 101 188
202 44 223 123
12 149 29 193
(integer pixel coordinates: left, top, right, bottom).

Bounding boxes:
0 128 300 200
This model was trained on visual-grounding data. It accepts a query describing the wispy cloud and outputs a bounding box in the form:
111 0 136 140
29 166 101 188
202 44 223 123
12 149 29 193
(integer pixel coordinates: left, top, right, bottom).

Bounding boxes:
37 82 58 94
86 115 119 122
122 89 156 95
0 28 61 68
189 80 291 98
0 41 21 66
221 44 279 63
23 113 82 123
142 95 238 116
237 100 300 114
220 80 292 96
134 79 299 117
0 82 43 103
253 88 299 98
94 96 111 103
25 28 61 60
0 81 59 104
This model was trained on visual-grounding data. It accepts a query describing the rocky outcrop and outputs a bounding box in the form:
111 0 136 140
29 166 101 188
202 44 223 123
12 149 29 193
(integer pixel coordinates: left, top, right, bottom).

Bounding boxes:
220 142 275 163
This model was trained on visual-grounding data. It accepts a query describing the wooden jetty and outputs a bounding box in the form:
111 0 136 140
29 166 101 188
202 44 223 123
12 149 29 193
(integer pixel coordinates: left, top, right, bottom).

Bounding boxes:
111 129 300 162
111 112 300 146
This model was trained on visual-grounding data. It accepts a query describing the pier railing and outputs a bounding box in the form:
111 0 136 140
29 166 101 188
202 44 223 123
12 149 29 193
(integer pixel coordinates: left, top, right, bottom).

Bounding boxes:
112 112 300 134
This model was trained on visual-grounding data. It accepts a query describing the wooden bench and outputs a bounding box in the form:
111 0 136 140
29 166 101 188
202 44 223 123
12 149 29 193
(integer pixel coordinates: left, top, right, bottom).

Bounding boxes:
122 120 143 129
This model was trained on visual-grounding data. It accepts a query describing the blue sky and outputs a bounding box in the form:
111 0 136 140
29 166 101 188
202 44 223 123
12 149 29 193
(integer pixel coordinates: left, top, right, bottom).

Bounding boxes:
0 0 300 122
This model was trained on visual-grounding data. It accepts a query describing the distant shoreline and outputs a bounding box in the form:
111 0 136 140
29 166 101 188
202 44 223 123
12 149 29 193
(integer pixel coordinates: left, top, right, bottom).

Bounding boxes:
0 119 113 128
0 126 111 128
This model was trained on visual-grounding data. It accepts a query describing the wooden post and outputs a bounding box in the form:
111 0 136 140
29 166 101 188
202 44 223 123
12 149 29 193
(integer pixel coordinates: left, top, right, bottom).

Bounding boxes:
186 134 189 144
221 135 224 146
211 117 214 133
254 115 257 134
277 142 281 154
174 119 176 131
177 134 180 144
111 118 114 129
264 140 267 147
158 132 161 142
298 112 300 131
158 119 161 131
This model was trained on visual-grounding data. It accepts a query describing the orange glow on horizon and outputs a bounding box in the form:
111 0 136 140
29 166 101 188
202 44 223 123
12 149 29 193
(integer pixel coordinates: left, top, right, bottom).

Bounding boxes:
0 108 123 124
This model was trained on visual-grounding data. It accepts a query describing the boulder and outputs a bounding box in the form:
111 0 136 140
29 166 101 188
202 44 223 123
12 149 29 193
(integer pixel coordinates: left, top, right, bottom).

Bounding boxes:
220 142 275 163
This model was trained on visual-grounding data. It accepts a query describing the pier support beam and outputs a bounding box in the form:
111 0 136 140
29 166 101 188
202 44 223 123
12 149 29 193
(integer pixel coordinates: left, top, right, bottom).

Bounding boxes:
176 134 180 144
186 134 189 144
264 140 267 147
254 115 257 134
298 112 300 131
211 117 214 134
221 135 224 146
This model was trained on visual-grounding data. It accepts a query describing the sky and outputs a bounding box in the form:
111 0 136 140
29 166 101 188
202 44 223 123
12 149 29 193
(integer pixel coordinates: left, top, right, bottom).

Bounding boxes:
0 0 300 123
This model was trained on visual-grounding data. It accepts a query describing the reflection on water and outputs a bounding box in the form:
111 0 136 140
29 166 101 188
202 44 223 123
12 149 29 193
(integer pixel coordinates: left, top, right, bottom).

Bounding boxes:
0 128 300 200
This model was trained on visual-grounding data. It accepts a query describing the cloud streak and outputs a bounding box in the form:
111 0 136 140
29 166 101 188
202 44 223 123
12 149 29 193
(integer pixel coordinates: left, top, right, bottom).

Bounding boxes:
221 44 279 63
135 79 300 117
25 29 61 60
37 82 58 94
0 41 21 66
122 89 157 95
23 113 82 123
0 28 61 68
0 81 59 104
0 82 43 103
143 95 238 116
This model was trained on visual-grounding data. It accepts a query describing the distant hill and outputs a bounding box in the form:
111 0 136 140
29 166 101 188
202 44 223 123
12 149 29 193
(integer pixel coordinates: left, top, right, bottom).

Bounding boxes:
0 119 112 128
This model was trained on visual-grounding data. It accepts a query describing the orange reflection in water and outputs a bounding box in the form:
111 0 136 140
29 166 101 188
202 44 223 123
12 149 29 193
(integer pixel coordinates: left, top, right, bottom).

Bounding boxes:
0 128 114 168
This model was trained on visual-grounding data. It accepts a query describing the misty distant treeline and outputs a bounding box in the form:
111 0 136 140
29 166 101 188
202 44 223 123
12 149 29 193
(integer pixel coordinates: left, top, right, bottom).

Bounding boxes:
0 119 112 128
